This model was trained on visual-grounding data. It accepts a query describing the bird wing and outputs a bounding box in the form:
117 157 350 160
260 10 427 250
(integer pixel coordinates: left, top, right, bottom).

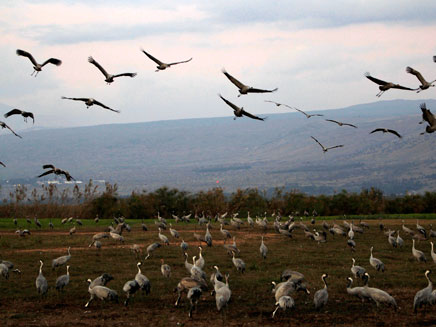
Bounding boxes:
16 49 38 66
218 94 240 112
241 109 266 121
309 114 324 117
38 170 54 178
41 58 62 67
42 164 56 170
325 119 341 125
222 69 246 90
61 96 88 102
265 100 280 105
365 73 388 86
168 58 193 66
141 50 163 65
88 57 109 78
343 122 358 128
326 145 344 151
93 100 120 113
370 128 383 134
294 107 309 117
112 73 137 78
4 109 23 118
406 66 427 85
420 103 436 125
310 136 324 149
61 170 75 181
247 87 278 94
387 129 402 138
0 122 22 138
392 84 417 91
0 161 5 167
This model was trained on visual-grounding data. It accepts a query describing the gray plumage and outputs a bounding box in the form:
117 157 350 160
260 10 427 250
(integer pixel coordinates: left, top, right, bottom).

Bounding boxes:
55 265 70 291
135 262 151 294
161 259 171 278
314 274 328 310
369 246 385 272
215 274 231 311
363 273 397 308
205 226 213 247
180 239 189 253
412 239 427 262
36 260 48 295
145 242 161 259
351 258 366 279
89 273 113 288
158 228 170 245
187 287 202 318
272 295 295 318
122 279 140 306
231 252 246 273
260 236 268 259
0 263 9 279
413 270 433 313
52 247 71 269
85 279 118 307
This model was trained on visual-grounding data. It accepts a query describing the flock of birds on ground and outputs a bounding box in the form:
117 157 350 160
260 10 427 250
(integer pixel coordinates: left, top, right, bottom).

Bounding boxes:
0 49 435 169
3 211 436 320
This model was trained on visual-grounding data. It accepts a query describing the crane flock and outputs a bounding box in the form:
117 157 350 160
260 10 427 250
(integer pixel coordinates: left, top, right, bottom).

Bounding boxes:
1 213 436 323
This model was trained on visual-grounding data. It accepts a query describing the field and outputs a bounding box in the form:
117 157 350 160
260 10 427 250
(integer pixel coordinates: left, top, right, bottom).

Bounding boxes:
0 216 435 326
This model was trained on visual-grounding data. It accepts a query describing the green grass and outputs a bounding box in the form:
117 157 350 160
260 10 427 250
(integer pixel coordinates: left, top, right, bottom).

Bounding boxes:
0 217 435 326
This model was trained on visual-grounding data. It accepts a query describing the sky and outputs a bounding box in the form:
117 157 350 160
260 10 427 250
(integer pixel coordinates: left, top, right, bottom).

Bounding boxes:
1 0 436 130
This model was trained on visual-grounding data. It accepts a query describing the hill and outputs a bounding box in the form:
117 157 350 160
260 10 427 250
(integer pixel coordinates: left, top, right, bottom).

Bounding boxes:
0 99 435 195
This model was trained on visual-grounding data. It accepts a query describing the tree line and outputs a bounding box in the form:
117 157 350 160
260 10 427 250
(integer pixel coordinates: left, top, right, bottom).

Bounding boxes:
0 180 435 219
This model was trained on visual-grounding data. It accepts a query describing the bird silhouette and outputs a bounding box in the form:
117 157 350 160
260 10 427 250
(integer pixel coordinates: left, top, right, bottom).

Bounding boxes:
406 66 436 92
4 109 34 124
325 119 357 128
419 103 436 134
61 97 120 113
16 49 61 76
0 121 22 138
311 136 344 153
88 56 136 84
294 107 323 119
38 165 75 181
222 69 277 97
365 72 416 97
219 94 266 121
141 49 192 72
370 128 402 138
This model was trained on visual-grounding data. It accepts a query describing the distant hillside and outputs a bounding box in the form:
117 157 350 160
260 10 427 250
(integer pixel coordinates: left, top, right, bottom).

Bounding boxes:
1 99 435 195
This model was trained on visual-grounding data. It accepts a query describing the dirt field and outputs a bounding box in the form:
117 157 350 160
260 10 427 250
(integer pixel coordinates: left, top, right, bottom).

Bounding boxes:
0 218 435 326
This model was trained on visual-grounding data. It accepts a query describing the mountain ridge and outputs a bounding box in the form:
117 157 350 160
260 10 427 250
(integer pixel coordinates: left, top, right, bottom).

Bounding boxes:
0 98 435 195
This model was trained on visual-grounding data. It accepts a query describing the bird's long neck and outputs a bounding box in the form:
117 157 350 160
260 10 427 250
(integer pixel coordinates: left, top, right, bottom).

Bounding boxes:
323 276 328 288
425 272 432 288
137 263 141 274
39 261 43 274
66 266 69 276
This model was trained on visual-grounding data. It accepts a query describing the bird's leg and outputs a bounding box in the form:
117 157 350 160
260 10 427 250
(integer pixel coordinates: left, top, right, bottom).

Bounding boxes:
376 90 383 97
155 69 160 72
272 306 279 318
31 70 35 77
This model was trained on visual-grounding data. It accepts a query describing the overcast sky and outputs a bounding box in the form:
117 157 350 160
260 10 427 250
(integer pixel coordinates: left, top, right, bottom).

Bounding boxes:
1 0 436 129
